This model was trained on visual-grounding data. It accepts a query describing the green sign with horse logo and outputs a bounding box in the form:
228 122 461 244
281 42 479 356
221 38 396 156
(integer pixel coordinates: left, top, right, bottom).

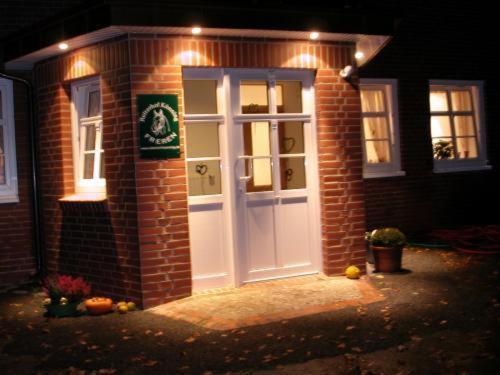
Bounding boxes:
137 94 180 158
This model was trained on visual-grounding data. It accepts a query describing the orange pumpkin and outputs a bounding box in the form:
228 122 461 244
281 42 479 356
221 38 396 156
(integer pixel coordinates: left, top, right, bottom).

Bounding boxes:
85 297 113 315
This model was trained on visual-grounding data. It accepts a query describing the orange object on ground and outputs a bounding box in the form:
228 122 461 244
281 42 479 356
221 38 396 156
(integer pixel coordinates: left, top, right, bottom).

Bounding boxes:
85 297 113 315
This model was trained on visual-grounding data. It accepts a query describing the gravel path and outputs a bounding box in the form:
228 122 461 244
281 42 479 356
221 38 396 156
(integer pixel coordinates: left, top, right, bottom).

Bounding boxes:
1 247 498 374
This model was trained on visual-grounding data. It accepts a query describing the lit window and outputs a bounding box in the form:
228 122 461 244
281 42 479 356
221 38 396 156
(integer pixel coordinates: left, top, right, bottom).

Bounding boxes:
360 79 404 178
429 81 489 172
71 77 105 194
0 78 19 203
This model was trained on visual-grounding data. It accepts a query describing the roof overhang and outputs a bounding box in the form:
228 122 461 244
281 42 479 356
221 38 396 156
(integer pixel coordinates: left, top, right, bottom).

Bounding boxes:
4 25 390 70
2 1 395 70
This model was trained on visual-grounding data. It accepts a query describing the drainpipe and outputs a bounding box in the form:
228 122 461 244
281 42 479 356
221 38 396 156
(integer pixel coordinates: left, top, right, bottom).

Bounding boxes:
0 71 45 279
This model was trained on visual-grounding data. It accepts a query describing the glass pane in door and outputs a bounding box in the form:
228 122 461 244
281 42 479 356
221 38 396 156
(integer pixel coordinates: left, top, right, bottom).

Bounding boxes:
185 122 220 158
184 80 218 114
278 121 304 154
241 81 269 114
280 157 306 190
187 160 222 196
243 121 272 192
276 81 302 113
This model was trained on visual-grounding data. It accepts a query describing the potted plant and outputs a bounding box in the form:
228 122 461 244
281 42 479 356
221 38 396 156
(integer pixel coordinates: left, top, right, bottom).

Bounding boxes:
433 139 454 160
43 274 91 317
369 228 407 272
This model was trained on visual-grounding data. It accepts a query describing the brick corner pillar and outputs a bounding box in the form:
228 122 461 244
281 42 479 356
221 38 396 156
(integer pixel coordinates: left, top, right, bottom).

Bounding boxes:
127 40 193 308
315 68 367 276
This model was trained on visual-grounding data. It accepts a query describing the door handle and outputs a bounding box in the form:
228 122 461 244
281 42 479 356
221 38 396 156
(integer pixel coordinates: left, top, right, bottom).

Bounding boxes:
237 156 253 183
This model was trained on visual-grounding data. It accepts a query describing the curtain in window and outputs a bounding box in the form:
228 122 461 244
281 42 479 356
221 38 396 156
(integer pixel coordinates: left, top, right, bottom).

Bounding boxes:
360 89 391 164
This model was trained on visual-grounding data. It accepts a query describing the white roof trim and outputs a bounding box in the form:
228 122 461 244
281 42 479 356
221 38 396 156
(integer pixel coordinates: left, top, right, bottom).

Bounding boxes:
5 25 390 70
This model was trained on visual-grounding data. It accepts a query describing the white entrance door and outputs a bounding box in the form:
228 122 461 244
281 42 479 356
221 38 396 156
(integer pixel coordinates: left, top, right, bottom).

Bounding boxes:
229 69 321 283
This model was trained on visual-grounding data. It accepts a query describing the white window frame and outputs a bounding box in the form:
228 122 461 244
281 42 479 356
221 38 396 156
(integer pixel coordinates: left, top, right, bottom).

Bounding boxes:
360 79 404 179
70 77 105 194
0 78 19 203
429 80 490 173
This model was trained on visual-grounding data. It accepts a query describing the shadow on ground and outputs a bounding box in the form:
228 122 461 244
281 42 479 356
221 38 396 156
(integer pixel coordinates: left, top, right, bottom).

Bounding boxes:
0 248 498 374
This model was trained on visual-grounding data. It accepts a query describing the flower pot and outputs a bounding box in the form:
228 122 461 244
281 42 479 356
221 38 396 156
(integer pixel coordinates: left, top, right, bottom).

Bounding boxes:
371 245 403 272
45 301 80 317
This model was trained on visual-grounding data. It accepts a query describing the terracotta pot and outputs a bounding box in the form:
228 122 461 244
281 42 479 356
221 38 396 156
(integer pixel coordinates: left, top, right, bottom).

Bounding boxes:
371 245 403 272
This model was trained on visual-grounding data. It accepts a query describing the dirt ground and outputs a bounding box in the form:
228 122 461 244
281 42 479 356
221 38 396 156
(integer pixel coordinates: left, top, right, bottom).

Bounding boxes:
1 247 499 374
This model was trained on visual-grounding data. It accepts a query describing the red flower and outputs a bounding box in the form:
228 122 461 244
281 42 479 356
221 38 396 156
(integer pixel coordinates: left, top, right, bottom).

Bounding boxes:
43 274 91 303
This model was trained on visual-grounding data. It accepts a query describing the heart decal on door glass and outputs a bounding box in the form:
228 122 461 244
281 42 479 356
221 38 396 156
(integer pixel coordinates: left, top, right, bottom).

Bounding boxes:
282 137 296 153
195 164 208 175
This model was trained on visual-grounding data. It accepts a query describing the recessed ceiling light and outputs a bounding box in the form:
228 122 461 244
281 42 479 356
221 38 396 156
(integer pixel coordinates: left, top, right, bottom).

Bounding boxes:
58 42 69 50
309 31 319 40
355 51 365 59
192 27 202 35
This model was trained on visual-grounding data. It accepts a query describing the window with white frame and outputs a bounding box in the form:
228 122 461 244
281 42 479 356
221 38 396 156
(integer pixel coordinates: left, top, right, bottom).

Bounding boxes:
0 78 19 203
359 79 404 178
182 71 224 199
429 80 489 172
71 77 105 194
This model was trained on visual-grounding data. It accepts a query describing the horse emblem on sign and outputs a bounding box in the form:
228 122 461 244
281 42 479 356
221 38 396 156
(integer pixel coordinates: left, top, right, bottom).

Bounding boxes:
138 95 180 158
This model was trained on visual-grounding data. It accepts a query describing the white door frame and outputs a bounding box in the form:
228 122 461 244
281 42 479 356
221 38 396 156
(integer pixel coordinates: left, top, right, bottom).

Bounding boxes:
183 67 322 290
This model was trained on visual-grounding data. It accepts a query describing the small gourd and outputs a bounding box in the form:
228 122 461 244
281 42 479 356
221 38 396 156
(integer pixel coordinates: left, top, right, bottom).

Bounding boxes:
85 297 113 315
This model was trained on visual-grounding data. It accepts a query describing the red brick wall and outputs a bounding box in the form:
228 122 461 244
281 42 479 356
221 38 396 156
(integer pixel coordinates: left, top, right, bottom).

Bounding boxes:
33 34 364 308
360 3 499 235
128 35 363 307
0 80 36 288
35 37 143 303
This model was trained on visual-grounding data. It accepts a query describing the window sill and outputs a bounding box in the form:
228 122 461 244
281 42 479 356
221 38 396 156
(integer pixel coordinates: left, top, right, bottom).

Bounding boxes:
0 194 20 204
363 170 406 179
433 164 492 174
59 193 107 203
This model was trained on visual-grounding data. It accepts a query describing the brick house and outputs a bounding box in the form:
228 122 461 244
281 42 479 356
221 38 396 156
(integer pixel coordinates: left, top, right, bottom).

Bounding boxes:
0 1 497 308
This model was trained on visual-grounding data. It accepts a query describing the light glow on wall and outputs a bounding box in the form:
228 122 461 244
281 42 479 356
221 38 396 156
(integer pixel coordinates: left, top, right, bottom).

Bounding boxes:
58 42 69 50
192 27 202 35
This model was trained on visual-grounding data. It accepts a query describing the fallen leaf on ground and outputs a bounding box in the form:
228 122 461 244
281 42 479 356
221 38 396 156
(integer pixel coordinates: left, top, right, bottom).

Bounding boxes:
98 369 116 374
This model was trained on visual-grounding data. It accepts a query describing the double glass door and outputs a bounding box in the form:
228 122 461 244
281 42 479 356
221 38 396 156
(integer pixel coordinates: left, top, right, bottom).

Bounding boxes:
183 68 321 289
